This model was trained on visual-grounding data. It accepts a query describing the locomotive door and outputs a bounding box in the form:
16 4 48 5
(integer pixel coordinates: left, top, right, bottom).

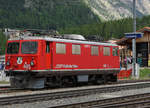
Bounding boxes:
45 41 52 69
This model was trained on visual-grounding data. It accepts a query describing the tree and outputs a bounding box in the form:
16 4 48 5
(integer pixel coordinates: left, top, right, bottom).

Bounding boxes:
0 31 7 55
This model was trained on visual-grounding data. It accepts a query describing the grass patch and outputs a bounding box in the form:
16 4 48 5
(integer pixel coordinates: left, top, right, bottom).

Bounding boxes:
119 68 150 80
140 68 150 79
0 81 9 84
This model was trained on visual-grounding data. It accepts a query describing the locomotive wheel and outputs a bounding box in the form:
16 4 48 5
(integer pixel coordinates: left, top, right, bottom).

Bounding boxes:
60 77 75 87
61 78 68 87
111 75 118 82
96 75 106 84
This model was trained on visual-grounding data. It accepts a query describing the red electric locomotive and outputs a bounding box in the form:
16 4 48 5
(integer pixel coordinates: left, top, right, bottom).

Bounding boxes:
5 34 120 89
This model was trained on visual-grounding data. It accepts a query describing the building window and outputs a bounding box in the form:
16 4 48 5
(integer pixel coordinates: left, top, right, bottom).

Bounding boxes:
113 47 118 56
46 42 50 53
56 43 66 54
72 44 81 55
103 47 110 56
91 46 99 56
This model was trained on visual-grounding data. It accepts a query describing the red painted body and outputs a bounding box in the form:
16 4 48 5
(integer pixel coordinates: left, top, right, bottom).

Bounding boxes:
5 36 121 89
5 39 120 73
52 42 119 70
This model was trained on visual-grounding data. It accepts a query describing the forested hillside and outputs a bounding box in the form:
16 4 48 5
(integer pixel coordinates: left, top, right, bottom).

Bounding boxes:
0 31 7 55
0 0 100 29
60 15 150 40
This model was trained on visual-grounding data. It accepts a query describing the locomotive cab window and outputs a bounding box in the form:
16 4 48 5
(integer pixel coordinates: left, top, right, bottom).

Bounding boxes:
103 47 110 56
56 43 66 54
91 46 99 56
7 42 19 54
46 42 50 53
21 41 38 54
113 47 119 56
72 44 81 55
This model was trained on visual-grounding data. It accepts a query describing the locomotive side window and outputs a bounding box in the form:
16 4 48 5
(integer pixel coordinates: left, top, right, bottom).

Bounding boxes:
7 42 19 54
21 41 38 54
56 43 66 54
91 46 99 56
46 42 50 53
113 47 119 56
72 44 81 55
103 47 110 56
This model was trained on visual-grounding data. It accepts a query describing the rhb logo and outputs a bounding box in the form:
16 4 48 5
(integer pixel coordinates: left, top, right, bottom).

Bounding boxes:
17 57 23 64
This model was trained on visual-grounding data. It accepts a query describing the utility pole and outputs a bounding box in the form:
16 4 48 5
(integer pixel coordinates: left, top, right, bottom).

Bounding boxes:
132 0 136 78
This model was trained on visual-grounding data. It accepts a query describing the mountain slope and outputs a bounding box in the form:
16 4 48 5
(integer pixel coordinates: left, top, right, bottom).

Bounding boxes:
84 0 150 20
0 0 150 30
0 0 100 29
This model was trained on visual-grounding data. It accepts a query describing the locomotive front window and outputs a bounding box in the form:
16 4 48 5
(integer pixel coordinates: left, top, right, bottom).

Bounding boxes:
7 42 19 54
21 41 38 54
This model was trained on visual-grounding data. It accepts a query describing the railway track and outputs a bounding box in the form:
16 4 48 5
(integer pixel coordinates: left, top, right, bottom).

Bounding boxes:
1 81 150 106
0 79 150 94
53 93 150 108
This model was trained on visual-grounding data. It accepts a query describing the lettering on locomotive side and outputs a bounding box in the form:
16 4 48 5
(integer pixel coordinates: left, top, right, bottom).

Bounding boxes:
55 64 78 68
103 64 111 68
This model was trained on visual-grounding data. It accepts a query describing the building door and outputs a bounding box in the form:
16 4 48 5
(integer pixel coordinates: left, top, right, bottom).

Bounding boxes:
136 42 148 67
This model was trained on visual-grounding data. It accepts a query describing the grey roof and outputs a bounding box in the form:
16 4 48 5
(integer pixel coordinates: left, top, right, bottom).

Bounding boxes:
9 36 118 46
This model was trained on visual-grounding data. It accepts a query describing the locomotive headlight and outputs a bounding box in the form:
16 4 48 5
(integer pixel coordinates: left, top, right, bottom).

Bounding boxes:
30 61 34 66
6 56 11 66
6 61 10 66
30 57 36 67
30 60 36 66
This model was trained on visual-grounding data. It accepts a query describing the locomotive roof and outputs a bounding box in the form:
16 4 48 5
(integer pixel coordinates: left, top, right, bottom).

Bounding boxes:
9 36 118 46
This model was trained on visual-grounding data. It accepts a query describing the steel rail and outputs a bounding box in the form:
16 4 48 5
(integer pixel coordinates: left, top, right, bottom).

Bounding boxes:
1 79 150 94
93 93 150 108
52 93 150 108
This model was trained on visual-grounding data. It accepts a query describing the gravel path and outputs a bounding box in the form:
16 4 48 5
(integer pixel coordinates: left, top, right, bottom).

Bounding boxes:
1 87 150 108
